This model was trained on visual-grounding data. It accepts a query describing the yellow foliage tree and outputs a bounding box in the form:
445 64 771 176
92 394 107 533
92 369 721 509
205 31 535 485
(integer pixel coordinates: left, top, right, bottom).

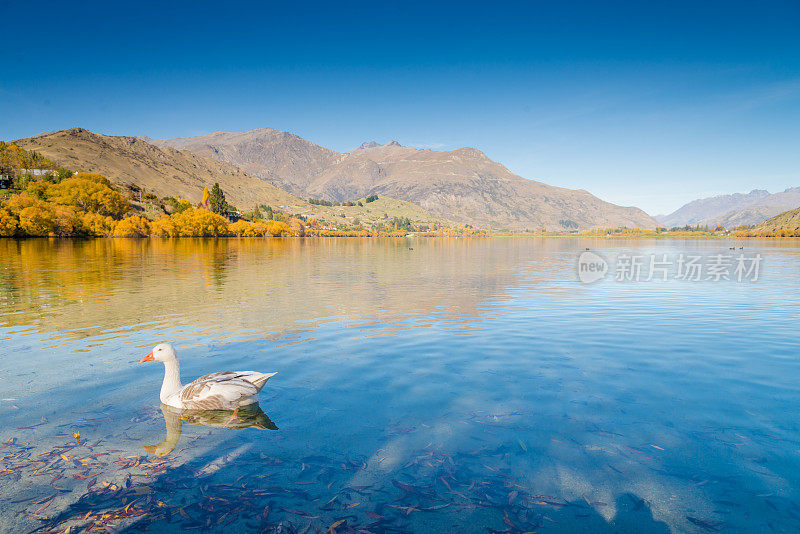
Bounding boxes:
18 204 57 236
72 172 114 186
113 215 151 237
47 176 129 217
81 212 117 237
264 220 292 236
229 220 254 237
170 208 229 237
3 193 38 215
52 205 82 237
288 217 306 237
25 180 51 200
151 215 180 237
0 208 18 236
229 220 293 237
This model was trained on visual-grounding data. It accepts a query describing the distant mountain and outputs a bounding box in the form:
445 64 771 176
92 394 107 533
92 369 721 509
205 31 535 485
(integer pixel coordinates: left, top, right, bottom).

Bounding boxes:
15 128 302 209
151 128 655 230
701 188 800 227
659 188 800 228
150 128 341 199
356 141 380 150
657 190 770 227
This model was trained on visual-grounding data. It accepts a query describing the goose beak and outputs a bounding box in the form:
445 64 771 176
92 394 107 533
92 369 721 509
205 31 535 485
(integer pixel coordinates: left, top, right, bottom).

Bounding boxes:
140 352 154 363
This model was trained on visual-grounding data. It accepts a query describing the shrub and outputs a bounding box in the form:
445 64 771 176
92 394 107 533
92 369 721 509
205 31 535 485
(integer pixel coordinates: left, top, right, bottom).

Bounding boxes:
25 180 50 200
171 208 229 237
81 212 117 237
0 208 18 236
3 193 38 215
264 220 292 236
288 218 306 236
229 220 255 237
18 203 57 236
151 215 180 237
52 205 82 236
113 215 151 237
165 197 192 214
47 176 129 217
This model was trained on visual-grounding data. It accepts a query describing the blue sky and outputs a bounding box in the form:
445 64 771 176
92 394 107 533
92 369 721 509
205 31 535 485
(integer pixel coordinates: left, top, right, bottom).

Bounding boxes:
1 1 798 215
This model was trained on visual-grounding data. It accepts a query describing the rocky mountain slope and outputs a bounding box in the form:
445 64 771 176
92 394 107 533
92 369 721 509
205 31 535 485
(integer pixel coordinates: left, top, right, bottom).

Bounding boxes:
13 128 448 229
151 129 656 230
16 128 302 209
754 205 800 233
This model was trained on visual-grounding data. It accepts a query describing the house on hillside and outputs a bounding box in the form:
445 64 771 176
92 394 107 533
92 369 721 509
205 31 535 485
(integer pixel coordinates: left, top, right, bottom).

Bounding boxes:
0 174 11 189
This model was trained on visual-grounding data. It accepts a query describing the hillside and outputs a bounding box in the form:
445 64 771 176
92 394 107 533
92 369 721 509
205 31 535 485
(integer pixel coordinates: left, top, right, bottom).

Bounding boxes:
753 206 800 234
11 128 451 231
659 188 800 228
15 128 302 210
151 129 656 231
284 195 453 229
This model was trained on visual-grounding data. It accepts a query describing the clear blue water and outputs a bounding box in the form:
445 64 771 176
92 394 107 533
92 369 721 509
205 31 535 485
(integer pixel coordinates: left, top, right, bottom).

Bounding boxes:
1 238 799 533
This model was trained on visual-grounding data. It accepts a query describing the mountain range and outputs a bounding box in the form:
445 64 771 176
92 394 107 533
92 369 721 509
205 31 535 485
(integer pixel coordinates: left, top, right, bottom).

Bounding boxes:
657 188 800 228
13 128 451 229
149 128 656 230
14 126 800 231
16 128 300 209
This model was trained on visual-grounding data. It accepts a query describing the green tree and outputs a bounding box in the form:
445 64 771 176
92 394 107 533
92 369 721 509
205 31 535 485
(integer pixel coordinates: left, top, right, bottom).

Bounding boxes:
264 205 274 220
209 183 227 215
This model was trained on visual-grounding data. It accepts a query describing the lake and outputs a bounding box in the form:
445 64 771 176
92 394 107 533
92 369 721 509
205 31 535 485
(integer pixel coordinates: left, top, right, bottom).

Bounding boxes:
1 237 799 533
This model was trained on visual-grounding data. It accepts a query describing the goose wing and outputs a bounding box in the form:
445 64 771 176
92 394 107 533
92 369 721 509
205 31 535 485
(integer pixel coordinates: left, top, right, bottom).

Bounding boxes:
179 373 259 410
196 371 277 390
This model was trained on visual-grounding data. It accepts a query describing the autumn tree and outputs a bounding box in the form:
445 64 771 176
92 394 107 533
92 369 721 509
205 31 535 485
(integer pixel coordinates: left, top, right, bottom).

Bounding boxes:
0 208 18 236
113 215 151 237
170 207 229 236
46 174 129 217
18 203 57 236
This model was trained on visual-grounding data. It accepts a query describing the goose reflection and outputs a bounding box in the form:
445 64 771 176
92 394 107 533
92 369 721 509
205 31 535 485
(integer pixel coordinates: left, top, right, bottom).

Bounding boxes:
144 403 278 456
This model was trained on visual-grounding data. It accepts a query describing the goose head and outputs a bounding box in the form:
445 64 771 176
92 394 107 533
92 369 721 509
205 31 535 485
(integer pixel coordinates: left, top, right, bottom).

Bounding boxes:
140 343 177 363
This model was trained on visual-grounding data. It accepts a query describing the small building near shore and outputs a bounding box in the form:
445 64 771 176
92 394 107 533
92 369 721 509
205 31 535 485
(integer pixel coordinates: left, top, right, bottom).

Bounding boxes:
20 168 55 177
226 210 243 222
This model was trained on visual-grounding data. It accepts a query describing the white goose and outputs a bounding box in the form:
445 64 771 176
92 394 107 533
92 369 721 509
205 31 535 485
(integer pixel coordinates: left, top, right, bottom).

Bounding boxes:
140 343 277 416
